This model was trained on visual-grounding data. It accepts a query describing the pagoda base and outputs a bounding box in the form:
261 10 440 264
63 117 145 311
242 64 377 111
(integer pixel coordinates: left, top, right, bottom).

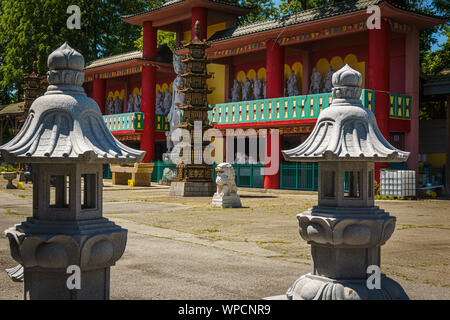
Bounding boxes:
170 181 216 197
285 273 409 300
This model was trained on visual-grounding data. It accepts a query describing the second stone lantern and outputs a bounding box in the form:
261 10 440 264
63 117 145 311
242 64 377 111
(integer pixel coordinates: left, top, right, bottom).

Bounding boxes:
282 64 409 300
0 43 145 300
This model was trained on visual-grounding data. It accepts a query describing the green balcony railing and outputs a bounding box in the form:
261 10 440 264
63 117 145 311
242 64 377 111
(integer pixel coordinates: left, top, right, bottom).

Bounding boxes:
208 90 376 125
155 114 170 132
389 93 411 119
103 112 169 133
103 112 144 132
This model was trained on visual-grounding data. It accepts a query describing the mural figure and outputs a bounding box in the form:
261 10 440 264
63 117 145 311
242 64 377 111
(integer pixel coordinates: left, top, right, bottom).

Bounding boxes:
231 79 241 102
242 77 253 101
309 67 322 94
253 75 263 100
106 97 113 115
287 70 300 96
163 88 172 115
134 93 141 112
155 90 164 114
324 66 335 93
263 80 266 98
114 96 122 114
167 54 186 152
127 94 134 113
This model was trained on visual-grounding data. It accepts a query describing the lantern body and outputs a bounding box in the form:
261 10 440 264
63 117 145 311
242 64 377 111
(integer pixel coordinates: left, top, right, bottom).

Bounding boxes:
282 65 409 300
1 43 144 300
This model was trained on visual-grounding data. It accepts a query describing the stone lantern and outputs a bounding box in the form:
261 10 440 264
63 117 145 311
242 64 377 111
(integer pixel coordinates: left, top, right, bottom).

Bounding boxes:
0 43 145 300
282 64 409 300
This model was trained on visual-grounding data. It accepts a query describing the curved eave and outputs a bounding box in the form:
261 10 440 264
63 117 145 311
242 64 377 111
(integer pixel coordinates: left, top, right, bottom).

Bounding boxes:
0 150 144 164
84 59 174 79
207 1 446 52
121 0 253 28
282 153 410 163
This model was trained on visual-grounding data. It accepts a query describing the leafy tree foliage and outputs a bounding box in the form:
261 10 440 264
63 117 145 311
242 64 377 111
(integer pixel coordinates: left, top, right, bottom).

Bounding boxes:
0 0 156 100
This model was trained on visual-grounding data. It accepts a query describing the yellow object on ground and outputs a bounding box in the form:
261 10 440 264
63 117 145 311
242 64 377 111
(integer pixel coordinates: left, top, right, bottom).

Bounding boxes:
17 182 23 190
128 180 135 187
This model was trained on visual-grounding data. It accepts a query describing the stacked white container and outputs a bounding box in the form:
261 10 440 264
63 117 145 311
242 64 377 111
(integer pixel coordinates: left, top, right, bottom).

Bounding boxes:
380 170 416 197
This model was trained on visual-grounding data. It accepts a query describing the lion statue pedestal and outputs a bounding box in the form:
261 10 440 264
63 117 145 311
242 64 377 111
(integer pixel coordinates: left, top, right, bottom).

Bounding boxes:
212 163 242 208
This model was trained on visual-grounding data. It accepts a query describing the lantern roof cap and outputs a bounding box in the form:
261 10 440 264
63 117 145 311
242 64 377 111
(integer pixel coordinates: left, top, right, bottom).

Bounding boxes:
282 65 409 163
0 43 145 164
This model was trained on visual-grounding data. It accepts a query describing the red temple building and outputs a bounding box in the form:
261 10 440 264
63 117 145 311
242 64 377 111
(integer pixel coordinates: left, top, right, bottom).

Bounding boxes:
82 0 446 190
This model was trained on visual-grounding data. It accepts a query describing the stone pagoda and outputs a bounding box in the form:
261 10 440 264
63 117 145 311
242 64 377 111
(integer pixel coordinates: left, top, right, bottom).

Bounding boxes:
170 21 216 197
281 64 409 300
0 43 145 300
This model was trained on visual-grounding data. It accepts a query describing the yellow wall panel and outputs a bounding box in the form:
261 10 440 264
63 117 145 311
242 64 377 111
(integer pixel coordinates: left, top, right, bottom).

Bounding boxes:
207 63 225 105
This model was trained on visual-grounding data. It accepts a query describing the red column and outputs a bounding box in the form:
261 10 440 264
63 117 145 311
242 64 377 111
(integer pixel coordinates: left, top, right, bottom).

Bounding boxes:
264 40 284 189
92 77 106 114
192 7 208 40
368 18 390 183
141 21 157 163
266 40 284 99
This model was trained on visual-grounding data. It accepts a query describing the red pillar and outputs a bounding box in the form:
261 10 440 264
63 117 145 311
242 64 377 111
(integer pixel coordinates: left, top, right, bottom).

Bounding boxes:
92 77 106 114
141 21 157 163
264 40 284 189
368 18 390 183
192 7 207 40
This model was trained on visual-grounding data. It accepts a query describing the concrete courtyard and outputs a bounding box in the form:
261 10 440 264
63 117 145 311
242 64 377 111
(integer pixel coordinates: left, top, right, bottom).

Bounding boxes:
0 179 448 300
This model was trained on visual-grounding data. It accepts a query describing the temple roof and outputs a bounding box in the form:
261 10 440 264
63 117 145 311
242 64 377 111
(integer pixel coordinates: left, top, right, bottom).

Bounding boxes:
209 0 447 42
282 65 410 162
0 102 25 118
85 44 172 71
0 43 145 164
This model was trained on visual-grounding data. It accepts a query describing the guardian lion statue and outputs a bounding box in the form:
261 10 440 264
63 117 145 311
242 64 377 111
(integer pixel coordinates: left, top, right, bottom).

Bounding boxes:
212 163 242 208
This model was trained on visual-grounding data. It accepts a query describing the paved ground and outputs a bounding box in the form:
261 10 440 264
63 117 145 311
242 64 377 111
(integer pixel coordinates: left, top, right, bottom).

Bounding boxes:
0 180 449 299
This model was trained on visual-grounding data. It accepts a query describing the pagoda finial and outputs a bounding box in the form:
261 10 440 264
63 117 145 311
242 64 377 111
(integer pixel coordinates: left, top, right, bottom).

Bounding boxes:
47 43 85 87
331 64 362 102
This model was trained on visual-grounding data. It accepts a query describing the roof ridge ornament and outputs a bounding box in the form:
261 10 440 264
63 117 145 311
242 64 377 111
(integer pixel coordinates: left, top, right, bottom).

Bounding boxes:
47 43 85 90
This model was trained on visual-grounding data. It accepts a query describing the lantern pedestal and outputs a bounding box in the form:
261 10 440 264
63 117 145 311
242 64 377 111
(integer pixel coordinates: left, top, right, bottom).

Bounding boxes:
5 217 127 300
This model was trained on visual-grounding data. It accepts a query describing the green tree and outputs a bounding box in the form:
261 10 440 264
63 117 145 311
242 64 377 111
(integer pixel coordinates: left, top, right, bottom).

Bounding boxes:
0 0 154 100
236 0 277 25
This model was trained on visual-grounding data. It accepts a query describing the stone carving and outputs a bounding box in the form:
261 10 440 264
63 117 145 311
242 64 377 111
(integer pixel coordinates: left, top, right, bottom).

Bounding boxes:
127 94 134 113
163 88 172 115
161 167 177 184
211 163 242 208
155 90 164 114
309 67 322 94
166 54 186 152
324 66 334 93
242 77 253 101
253 75 263 99
231 79 241 102
1 172 17 189
0 43 145 300
287 70 300 96
281 65 409 300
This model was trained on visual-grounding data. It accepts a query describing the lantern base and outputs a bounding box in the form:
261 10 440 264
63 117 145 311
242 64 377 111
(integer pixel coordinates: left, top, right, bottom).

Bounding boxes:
23 266 111 300
286 273 409 300
170 181 216 197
